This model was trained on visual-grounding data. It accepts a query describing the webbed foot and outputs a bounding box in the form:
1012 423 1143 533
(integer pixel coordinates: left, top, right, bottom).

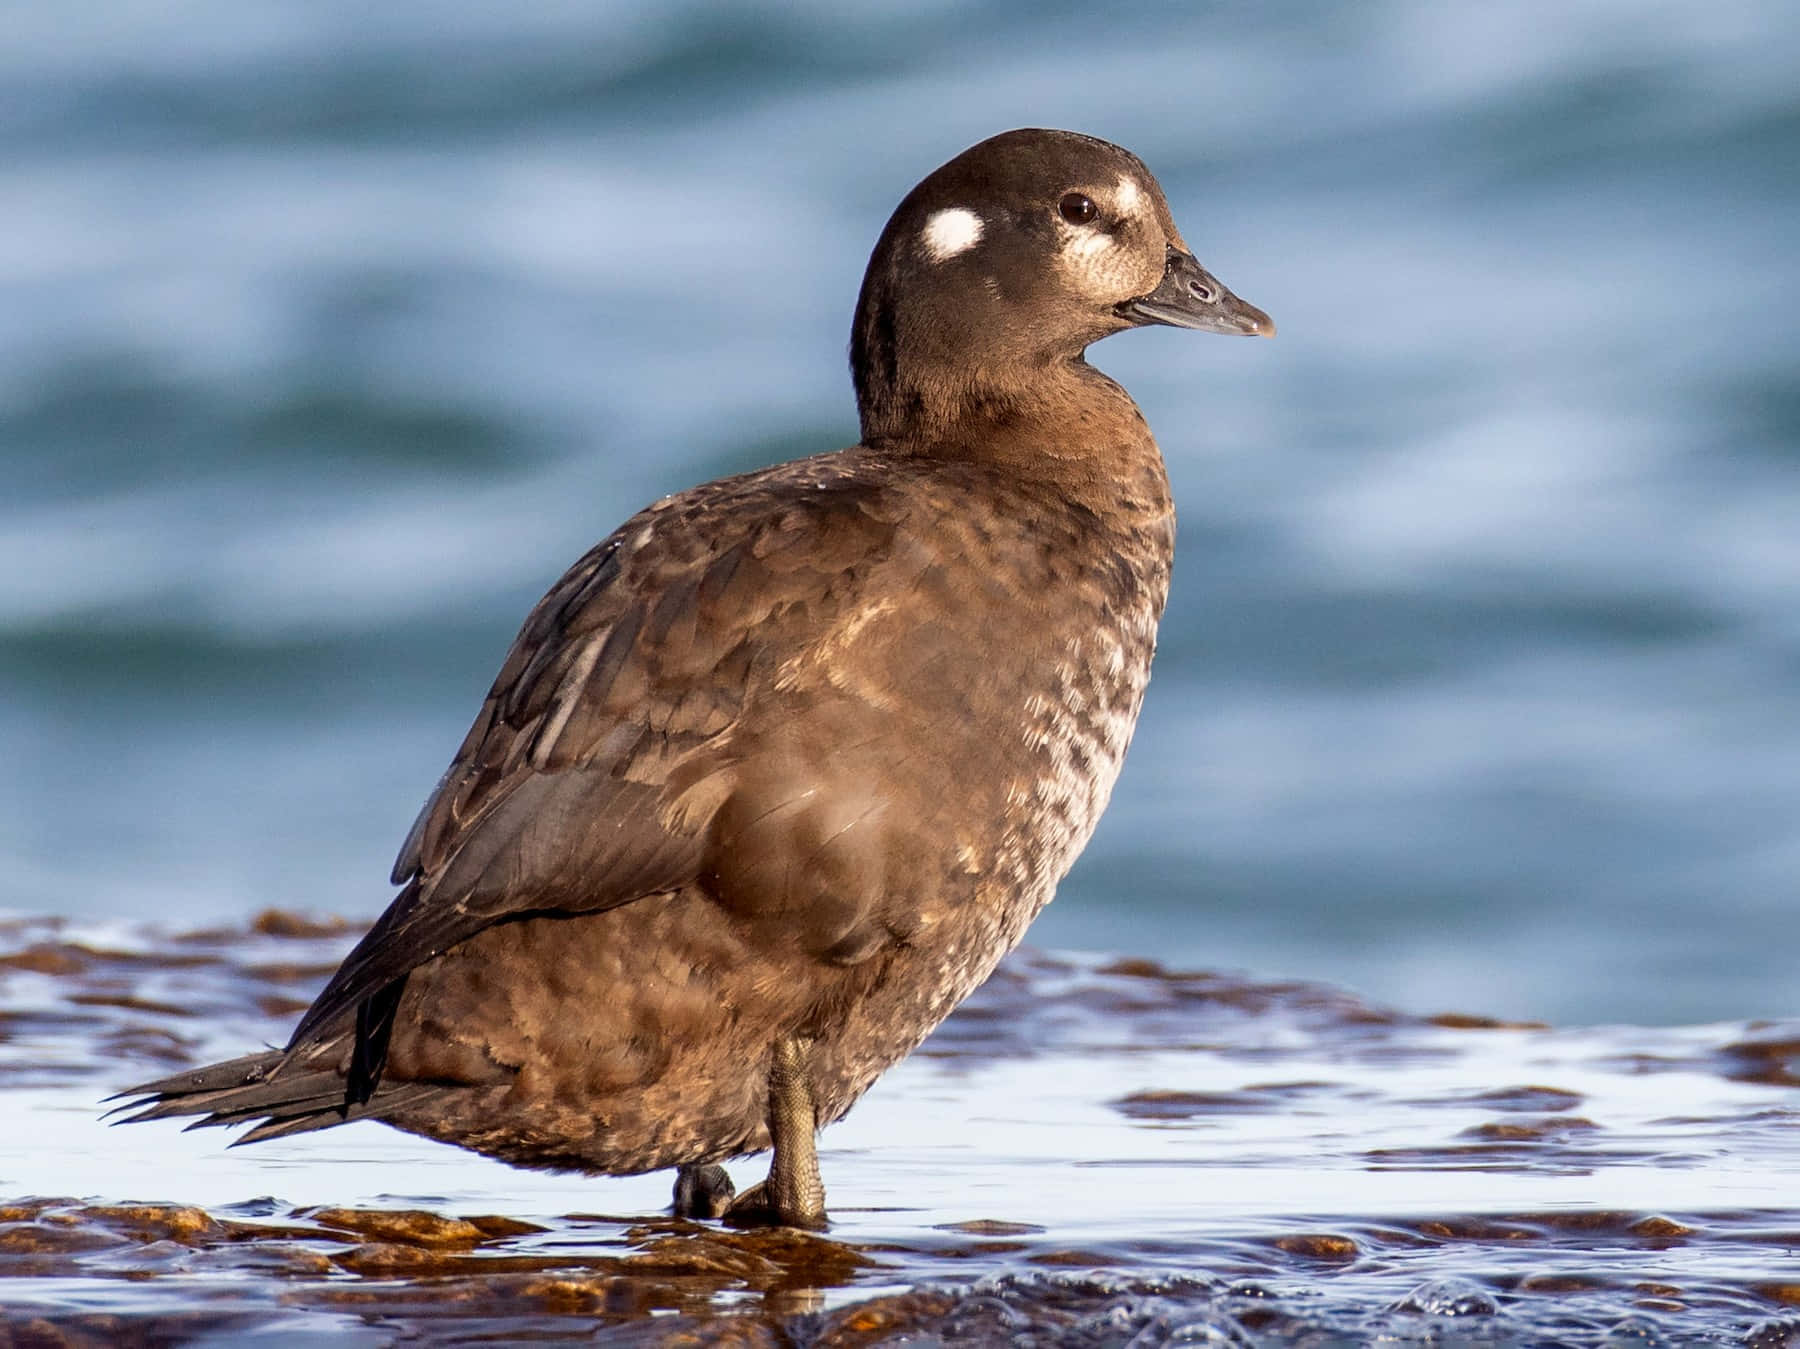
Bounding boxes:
672 1163 736 1219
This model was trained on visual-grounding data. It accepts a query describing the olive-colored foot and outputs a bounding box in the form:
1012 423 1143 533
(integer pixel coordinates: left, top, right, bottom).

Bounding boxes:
672 1163 736 1219
724 1035 826 1229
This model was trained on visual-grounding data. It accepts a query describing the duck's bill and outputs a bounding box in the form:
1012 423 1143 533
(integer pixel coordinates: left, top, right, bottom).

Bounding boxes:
1118 248 1274 337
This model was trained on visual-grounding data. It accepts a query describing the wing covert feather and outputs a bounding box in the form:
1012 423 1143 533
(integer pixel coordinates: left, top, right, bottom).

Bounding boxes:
296 457 906 1046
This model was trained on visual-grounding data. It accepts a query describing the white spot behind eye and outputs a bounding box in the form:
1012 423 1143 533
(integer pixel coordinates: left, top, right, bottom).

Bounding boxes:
1115 177 1141 212
922 207 983 262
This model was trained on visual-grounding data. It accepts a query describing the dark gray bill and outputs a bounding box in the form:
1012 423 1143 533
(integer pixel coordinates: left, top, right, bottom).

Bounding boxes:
1118 247 1274 336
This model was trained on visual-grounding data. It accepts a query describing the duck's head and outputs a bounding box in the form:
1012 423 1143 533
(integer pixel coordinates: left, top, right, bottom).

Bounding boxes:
852 128 1273 444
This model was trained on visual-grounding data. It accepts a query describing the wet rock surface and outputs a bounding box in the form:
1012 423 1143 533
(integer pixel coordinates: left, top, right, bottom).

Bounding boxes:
0 913 1796 1344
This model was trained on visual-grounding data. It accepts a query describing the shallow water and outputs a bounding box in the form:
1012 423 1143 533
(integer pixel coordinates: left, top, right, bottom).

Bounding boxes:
2 916 1796 1343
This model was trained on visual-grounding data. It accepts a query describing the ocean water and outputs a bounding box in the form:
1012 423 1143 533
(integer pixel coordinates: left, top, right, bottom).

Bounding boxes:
4 917 1797 1342
2 1 1797 1028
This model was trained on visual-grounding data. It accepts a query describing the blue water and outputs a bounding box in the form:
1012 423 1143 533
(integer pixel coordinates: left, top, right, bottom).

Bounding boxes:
2 2 1796 1026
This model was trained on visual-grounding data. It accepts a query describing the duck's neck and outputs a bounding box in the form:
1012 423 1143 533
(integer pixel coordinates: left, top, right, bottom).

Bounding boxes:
858 352 1168 514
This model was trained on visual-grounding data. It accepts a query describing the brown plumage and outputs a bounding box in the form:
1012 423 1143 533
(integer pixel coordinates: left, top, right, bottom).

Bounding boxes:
112 128 1272 1226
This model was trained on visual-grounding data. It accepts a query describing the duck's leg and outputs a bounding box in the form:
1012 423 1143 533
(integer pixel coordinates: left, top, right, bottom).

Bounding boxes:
671 1163 735 1218
724 1035 826 1228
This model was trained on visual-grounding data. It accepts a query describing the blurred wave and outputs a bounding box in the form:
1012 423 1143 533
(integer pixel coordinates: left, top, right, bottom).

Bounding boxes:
2 0 1796 1024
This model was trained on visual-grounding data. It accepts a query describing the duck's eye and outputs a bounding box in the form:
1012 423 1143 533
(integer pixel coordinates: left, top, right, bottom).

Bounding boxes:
1058 192 1098 226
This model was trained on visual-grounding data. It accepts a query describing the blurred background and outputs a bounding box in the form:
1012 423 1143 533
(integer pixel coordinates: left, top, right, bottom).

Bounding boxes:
1 1 1795 1026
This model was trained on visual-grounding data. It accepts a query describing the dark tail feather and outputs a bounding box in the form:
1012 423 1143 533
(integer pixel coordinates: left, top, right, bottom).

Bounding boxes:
110 978 422 1145
105 1050 292 1123
346 978 408 1105
107 1036 431 1144
233 1083 441 1145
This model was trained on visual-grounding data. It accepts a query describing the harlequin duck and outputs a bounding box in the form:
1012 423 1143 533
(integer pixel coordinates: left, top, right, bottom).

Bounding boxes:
114 129 1272 1228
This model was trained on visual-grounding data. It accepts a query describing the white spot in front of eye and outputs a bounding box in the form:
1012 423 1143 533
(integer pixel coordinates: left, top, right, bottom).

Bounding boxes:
1115 177 1141 212
921 207 983 262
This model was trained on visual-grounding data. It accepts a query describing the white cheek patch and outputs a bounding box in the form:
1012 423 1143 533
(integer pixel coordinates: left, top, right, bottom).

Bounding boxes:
921 207 984 262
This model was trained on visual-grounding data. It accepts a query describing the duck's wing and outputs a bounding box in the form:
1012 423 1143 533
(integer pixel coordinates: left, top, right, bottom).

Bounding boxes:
287 457 903 1055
